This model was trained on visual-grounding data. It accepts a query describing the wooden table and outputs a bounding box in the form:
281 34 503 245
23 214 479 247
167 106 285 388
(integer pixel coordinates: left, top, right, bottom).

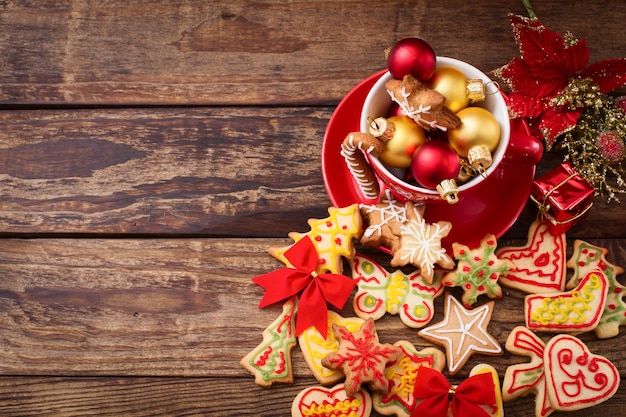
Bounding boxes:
0 1 624 416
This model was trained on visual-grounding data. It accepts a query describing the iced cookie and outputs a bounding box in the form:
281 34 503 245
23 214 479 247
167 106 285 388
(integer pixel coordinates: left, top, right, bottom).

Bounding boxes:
389 202 454 284
418 293 502 375
321 318 401 396
240 297 298 387
496 218 568 293
350 253 444 328
298 311 364 386
372 341 445 417
359 190 411 252
341 132 386 201
566 239 626 339
525 270 609 333
441 234 514 307
291 383 372 417
269 204 363 275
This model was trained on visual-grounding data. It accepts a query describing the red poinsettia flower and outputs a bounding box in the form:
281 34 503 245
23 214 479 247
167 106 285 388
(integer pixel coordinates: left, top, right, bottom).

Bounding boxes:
495 14 626 148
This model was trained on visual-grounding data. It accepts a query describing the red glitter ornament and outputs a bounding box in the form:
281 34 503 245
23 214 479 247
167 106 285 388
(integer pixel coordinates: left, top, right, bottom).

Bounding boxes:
596 131 625 164
387 38 436 82
411 141 460 203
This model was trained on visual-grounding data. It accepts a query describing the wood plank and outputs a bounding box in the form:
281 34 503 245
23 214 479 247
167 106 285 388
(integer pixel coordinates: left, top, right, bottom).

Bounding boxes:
0 108 624 239
0 376 624 416
1 0 625 106
0 237 624 378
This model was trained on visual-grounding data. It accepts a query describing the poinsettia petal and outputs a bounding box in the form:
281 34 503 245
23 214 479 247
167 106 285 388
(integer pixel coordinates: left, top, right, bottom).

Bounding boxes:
582 58 626 93
507 92 548 118
538 106 582 147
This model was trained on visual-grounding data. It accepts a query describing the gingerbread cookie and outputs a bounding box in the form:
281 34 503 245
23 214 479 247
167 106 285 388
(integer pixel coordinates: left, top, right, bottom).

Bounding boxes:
566 239 626 339
291 383 372 417
350 253 444 328
341 132 386 201
503 326 620 415
269 204 363 274
240 297 298 387
525 270 609 333
372 341 445 417
386 74 461 131
298 311 364 386
389 202 455 284
321 318 401 396
411 364 503 417
359 190 410 252
496 218 568 293
441 233 513 307
418 293 502 375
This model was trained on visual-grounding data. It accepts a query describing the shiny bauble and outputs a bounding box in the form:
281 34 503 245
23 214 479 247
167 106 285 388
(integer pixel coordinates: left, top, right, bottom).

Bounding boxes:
379 116 427 168
428 67 470 113
448 107 500 158
410 140 460 189
387 38 436 82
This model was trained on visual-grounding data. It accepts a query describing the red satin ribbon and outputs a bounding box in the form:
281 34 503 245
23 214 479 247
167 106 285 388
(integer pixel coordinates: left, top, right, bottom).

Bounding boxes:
252 236 356 338
411 367 497 417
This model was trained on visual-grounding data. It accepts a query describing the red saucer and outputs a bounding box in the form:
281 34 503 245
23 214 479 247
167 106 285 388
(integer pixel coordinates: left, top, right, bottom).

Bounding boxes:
321 70 536 251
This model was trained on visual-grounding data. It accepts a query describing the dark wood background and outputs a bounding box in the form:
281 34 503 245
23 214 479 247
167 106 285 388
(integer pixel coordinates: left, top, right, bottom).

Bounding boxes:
0 1 624 415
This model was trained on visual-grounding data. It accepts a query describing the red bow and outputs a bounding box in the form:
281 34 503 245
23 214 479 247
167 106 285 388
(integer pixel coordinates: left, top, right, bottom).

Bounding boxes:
411 367 496 417
252 236 356 338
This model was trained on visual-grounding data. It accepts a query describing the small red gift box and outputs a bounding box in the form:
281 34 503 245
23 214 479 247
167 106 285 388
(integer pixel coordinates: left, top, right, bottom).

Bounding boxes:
530 162 594 235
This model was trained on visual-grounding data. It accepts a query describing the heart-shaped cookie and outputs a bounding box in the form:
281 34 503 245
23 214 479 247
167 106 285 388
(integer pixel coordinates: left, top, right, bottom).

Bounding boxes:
291 383 372 417
544 334 620 411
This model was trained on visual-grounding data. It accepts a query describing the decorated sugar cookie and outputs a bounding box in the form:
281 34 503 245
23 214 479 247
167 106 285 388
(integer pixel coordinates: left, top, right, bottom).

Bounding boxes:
525 270 609 333
372 341 445 417
418 293 502 375
496 219 568 293
359 190 411 252
321 319 401 396
389 202 455 284
350 253 444 328
240 297 298 387
298 311 364 386
441 234 513 307
291 383 372 417
269 204 363 275
411 364 503 417
566 239 626 339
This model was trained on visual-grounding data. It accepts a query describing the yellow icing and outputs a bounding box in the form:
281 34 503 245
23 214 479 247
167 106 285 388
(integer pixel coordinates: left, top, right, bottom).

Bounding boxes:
301 398 363 416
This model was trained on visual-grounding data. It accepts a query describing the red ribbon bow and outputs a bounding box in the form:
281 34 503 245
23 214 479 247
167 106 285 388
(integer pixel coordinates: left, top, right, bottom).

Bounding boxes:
411 367 497 417
252 236 356 338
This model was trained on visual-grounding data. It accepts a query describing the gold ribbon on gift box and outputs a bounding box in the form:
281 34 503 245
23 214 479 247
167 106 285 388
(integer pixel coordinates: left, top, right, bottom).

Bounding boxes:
529 172 594 226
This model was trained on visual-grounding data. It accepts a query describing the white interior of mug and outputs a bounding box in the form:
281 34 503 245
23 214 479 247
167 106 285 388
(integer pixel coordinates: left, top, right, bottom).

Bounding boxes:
360 56 510 195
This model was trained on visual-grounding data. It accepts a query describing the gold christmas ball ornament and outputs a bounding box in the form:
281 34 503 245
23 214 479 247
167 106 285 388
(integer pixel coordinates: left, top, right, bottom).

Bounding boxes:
378 116 427 168
428 67 470 113
447 107 501 159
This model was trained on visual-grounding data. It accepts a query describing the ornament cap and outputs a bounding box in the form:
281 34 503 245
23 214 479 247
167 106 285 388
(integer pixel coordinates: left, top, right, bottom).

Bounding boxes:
467 145 493 173
368 117 393 141
466 78 486 103
436 179 459 204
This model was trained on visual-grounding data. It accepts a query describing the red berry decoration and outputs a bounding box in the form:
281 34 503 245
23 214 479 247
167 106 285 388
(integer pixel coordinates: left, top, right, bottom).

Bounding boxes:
596 131 625 164
387 38 436 82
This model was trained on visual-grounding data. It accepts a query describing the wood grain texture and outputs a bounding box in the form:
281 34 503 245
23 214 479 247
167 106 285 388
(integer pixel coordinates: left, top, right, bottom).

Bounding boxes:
1 0 625 106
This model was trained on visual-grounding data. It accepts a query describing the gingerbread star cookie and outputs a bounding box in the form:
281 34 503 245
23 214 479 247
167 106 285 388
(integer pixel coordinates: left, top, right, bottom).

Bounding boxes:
442 234 514 308
321 318 402 396
359 190 411 252
386 74 461 131
496 219 568 293
418 293 502 375
566 239 625 339
389 202 454 284
269 204 363 274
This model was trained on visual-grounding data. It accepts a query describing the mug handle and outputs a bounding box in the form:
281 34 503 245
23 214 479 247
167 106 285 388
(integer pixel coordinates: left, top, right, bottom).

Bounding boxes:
501 118 544 167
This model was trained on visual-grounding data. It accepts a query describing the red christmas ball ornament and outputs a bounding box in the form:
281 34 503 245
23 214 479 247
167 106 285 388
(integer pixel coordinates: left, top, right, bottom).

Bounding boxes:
387 38 436 81
411 140 461 204
596 131 625 163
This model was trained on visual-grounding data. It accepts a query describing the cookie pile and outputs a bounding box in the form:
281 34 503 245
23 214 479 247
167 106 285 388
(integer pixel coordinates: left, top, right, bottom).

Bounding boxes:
241 191 624 417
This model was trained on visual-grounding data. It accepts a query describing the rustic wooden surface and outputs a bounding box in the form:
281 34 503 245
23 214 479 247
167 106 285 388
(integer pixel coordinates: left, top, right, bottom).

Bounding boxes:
0 0 624 416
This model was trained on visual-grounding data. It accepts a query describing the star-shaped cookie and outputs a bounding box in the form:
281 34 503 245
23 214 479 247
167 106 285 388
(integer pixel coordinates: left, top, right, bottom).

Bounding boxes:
389 202 454 283
386 74 461 131
321 318 401 396
418 293 502 375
